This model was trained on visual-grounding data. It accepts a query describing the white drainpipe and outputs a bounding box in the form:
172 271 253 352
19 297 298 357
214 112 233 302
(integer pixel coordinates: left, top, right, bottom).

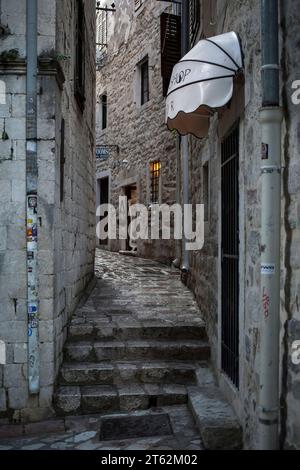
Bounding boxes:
181 0 190 275
258 0 283 449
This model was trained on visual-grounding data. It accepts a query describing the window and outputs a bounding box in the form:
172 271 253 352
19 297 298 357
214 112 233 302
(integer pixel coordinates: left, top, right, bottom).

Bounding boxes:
74 0 86 110
202 162 209 222
96 6 107 62
161 13 181 97
190 0 201 47
150 161 161 204
101 94 107 130
140 57 149 105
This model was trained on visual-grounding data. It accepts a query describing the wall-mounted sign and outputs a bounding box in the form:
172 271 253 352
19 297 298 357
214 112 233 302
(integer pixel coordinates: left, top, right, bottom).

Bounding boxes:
96 146 110 159
96 145 119 160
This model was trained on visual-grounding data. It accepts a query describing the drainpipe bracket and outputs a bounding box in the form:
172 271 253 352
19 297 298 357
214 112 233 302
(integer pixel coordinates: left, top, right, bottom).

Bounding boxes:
259 405 279 414
261 64 280 71
261 165 282 174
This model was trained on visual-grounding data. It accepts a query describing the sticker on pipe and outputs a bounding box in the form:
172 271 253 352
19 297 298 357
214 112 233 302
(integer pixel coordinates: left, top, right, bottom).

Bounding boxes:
261 263 275 275
0 340 6 365
28 304 38 314
28 196 37 210
261 143 269 160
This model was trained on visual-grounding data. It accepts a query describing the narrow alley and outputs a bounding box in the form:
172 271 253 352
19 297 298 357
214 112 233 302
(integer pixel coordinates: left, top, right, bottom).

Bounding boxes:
0 249 241 450
1 0 300 455
0 250 205 450
55 249 209 417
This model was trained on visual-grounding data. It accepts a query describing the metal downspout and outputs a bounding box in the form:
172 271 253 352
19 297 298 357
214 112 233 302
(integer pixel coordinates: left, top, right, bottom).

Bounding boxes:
26 0 39 394
172 0 182 270
181 0 190 275
258 0 283 449
172 134 181 268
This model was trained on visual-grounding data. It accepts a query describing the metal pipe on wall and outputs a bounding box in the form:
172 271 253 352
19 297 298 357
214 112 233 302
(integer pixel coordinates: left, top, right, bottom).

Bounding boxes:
181 0 190 275
26 0 39 394
258 0 283 450
172 0 182 270
172 134 181 268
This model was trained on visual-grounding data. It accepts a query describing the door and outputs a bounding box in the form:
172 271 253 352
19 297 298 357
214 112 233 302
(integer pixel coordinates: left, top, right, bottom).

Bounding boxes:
125 185 137 251
221 125 240 388
99 176 109 246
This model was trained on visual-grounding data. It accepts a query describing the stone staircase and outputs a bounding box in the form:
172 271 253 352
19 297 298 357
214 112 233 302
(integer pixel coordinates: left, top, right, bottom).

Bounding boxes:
54 319 211 416
53 251 243 449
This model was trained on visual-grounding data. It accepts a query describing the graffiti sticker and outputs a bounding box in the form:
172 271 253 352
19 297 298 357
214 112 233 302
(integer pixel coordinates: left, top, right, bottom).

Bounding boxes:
292 341 300 365
261 143 269 160
28 196 37 209
27 225 37 242
29 319 39 329
0 79 6 105
32 224 37 238
0 340 6 365
262 287 270 319
261 263 275 275
28 304 38 314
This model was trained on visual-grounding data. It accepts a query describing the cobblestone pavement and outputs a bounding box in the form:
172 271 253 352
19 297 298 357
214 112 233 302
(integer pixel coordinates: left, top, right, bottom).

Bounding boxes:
0 406 202 450
93 249 205 327
0 250 206 450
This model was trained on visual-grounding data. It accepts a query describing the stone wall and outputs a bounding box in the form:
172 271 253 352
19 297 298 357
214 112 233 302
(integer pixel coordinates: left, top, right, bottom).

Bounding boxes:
188 0 263 449
186 0 300 450
0 0 95 422
96 0 177 263
53 0 96 393
280 0 300 450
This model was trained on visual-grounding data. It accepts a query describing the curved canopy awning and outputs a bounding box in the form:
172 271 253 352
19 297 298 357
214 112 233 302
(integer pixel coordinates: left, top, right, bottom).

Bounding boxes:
166 32 243 138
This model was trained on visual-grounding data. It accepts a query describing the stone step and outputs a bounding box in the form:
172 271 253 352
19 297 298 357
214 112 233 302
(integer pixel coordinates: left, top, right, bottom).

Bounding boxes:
54 384 188 416
187 386 243 450
59 361 209 386
68 323 207 342
64 340 210 363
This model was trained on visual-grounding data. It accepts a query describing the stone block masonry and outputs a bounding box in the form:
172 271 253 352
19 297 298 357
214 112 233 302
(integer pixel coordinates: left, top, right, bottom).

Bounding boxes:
96 0 177 264
185 0 300 450
0 0 96 421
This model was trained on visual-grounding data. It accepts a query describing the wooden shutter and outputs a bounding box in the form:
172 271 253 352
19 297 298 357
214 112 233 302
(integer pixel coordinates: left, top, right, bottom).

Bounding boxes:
161 13 181 97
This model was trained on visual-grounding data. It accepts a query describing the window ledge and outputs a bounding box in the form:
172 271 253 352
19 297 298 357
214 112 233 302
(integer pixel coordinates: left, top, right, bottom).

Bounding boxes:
98 128 108 139
136 99 152 113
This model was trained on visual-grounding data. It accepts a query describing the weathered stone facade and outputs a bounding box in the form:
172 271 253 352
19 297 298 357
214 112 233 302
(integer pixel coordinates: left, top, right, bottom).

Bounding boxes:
96 0 177 263
95 0 300 449
184 0 300 450
0 0 95 421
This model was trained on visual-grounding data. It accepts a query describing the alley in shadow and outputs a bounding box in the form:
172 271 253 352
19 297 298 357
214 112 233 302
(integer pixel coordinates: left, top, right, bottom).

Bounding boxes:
0 250 242 450
0 250 209 450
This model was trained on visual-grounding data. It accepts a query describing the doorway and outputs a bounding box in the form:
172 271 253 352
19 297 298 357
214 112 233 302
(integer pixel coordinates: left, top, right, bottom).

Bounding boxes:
221 125 240 389
98 176 109 246
125 184 137 251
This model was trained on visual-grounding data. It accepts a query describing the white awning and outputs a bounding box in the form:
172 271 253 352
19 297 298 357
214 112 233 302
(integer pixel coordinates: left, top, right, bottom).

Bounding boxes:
166 32 243 138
